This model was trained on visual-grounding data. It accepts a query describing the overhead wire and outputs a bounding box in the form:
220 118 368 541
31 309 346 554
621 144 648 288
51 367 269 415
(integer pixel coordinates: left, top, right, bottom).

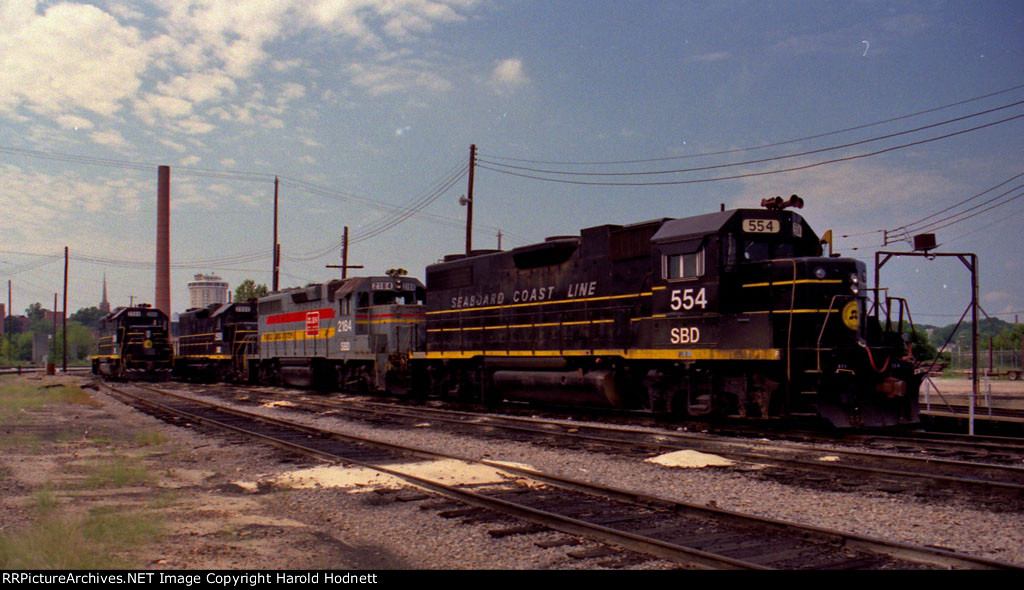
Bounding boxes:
281 160 469 261
942 203 1024 247
885 171 1024 234
478 112 1024 187
0 143 518 265
478 100 1024 179
480 82 1024 166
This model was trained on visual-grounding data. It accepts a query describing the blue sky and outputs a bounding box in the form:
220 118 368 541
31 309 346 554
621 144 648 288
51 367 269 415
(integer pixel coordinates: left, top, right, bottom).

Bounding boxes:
1 0 1022 326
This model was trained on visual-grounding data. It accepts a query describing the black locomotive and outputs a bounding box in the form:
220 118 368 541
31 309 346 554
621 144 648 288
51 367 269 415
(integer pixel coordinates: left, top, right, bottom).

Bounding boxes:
173 301 257 382
91 304 173 380
413 197 920 427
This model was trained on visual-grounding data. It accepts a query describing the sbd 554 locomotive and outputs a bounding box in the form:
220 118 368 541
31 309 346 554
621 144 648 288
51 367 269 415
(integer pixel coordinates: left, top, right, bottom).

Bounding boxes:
414 196 920 427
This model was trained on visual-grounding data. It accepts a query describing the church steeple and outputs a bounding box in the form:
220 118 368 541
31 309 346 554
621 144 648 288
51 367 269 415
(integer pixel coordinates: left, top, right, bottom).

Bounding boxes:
99 274 110 314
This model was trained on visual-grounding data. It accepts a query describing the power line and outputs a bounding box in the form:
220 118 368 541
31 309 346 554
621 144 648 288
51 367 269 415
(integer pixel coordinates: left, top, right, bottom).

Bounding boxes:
923 189 1024 235
478 113 1024 187
0 143 515 240
942 203 1024 247
886 171 1024 234
480 82 1024 166
282 161 469 261
478 100 1024 178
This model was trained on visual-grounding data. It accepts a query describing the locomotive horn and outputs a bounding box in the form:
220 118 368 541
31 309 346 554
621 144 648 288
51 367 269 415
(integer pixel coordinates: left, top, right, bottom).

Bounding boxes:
760 194 803 210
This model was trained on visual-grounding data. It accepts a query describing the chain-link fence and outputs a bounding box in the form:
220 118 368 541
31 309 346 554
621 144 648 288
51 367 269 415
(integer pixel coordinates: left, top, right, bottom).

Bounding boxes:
949 349 1023 373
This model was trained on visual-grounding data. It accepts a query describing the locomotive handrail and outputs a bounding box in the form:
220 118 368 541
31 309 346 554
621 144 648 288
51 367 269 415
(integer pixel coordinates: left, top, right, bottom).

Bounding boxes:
815 295 846 373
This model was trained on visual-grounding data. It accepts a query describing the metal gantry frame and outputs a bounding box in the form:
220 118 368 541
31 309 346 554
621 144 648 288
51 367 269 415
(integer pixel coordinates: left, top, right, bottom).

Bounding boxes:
874 250 980 434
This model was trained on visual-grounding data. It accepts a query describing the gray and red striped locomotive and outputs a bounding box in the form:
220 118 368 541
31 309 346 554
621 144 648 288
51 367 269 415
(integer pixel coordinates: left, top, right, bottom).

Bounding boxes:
250 276 425 393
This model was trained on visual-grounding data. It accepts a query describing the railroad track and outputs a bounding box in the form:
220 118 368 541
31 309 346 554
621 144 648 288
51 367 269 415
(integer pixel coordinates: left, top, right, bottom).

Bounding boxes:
98 381 1022 570
0 365 91 376
166 382 1024 507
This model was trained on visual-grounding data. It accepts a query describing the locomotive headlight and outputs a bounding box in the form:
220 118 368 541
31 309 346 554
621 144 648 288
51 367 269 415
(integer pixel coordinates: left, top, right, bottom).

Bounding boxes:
814 266 827 279
849 273 860 295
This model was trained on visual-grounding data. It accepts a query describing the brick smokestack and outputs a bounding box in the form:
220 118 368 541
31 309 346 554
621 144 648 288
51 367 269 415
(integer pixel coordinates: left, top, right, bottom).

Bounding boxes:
156 165 170 315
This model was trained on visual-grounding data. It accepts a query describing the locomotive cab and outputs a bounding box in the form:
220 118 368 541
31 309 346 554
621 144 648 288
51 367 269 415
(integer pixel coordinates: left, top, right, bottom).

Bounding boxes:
648 200 917 426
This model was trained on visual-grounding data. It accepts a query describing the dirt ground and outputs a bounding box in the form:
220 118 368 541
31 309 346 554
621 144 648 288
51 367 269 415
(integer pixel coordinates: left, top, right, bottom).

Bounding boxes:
0 374 422 569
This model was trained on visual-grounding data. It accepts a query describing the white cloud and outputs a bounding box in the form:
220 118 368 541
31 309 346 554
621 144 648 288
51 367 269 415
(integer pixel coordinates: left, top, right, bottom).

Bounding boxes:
346 62 452 96
55 115 94 131
175 116 218 135
90 129 129 149
157 72 238 104
0 2 149 118
134 93 194 125
489 58 529 93
688 51 731 63
0 0 486 140
278 83 307 103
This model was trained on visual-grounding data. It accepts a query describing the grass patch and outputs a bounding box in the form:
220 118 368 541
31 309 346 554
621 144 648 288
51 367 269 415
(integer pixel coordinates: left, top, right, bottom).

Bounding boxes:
0 433 43 453
0 380 99 421
147 489 181 510
32 488 59 516
82 457 151 489
133 429 168 447
0 508 164 569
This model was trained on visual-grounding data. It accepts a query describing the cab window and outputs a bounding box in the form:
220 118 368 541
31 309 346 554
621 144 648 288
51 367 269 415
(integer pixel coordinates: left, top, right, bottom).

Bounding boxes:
664 249 704 280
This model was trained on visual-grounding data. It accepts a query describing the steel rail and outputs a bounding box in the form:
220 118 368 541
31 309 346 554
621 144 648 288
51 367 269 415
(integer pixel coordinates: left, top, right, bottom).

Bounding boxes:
103 382 1023 570
102 382 758 569
210 386 1024 494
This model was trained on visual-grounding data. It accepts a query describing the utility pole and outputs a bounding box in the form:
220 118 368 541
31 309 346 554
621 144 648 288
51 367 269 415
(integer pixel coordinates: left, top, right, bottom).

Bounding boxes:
342 226 349 279
62 246 68 373
464 144 476 255
273 176 280 292
51 293 57 373
326 226 363 278
6 280 10 363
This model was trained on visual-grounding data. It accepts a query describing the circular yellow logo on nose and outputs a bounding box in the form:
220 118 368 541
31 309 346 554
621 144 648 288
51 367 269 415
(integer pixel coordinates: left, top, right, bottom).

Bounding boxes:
841 301 860 331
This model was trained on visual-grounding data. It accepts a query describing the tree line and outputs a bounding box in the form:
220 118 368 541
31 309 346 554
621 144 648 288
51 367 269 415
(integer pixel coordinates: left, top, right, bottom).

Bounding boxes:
2 304 103 364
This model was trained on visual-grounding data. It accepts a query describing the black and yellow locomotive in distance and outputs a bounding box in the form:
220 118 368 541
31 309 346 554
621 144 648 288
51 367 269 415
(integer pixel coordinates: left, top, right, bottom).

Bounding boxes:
413 196 921 428
91 304 173 380
173 302 257 382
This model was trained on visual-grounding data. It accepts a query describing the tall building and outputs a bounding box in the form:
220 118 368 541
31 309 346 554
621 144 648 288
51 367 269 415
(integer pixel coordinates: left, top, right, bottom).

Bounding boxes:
187 274 229 310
